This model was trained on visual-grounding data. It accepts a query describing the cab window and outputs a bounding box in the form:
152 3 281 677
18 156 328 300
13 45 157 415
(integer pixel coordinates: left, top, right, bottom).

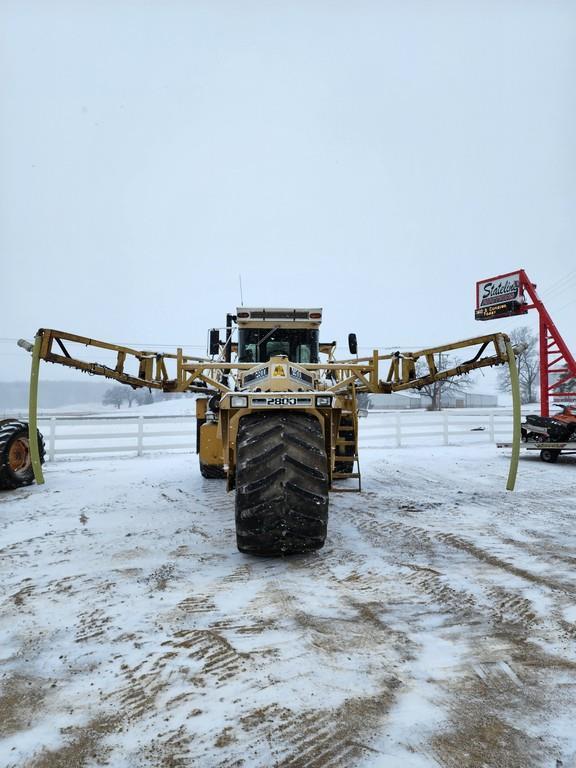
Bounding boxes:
238 329 319 364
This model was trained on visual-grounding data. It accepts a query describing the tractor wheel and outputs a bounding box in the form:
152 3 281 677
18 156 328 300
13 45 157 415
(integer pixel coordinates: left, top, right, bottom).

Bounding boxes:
0 421 45 491
235 412 328 556
199 461 227 479
540 449 560 464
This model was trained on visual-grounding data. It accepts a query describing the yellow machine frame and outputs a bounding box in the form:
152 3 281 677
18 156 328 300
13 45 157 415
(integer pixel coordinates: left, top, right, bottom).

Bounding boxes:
25 327 521 491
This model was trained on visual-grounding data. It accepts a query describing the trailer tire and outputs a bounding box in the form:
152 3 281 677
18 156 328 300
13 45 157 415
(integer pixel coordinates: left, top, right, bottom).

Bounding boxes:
540 449 560 463
235 412 328 556
199 462 227 479
0 421 45 491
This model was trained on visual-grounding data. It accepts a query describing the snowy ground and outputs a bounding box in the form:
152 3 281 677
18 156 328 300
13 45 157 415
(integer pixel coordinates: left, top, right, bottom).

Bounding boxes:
1 443 576 767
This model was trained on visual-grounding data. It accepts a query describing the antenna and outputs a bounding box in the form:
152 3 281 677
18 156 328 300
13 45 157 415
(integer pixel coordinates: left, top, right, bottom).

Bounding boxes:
239 274 244 306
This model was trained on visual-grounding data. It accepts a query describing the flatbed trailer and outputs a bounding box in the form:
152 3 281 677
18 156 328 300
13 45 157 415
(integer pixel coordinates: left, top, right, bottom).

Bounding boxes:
498 441 576 463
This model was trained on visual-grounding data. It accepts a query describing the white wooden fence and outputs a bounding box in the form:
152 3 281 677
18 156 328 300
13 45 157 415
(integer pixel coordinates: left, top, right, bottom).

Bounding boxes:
359 409 516 449
33 410 518 462
36 415 197 461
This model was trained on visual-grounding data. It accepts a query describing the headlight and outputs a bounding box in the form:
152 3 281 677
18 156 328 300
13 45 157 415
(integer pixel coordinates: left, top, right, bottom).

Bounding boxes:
231 395 249 408
316 395 333 407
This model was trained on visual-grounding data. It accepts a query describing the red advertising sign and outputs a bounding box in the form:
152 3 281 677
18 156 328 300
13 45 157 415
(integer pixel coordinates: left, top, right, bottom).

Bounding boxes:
475 271 527 321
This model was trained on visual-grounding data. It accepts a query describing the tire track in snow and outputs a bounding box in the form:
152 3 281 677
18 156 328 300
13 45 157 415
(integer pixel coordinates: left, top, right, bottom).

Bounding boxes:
238 694 396 768
334 477 576 767
4 450 576 768
434 531 576 596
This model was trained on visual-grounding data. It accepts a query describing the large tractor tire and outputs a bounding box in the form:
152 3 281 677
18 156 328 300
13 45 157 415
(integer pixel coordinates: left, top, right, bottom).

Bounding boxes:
235 412 329 556
0 420 45 491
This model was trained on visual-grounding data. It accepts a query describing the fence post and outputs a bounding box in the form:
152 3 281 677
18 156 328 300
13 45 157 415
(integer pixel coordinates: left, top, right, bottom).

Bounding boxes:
395 412 402 447
137 416 144 456
443 411 449 445
488 413 495 443
49 417 56 462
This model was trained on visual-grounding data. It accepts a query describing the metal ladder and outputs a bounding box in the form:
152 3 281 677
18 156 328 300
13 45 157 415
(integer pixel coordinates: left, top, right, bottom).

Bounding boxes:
331 389 362 492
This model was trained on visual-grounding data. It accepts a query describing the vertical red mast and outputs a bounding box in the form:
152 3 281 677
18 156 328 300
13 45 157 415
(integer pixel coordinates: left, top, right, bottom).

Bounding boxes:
475 269 576 417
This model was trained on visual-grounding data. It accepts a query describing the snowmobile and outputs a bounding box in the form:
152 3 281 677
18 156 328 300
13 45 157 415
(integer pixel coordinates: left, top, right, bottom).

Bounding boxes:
521 403 576 444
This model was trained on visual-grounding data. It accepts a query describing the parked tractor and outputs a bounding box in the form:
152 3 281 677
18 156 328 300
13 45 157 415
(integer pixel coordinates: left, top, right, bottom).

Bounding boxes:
8 309 521 556
0 419 45 490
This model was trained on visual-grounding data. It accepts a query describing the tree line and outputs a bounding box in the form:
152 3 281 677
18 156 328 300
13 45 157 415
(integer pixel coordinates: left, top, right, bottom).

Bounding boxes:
102 386 155 409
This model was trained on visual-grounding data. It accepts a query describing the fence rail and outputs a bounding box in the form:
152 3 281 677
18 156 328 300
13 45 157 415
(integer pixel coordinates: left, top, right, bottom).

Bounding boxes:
29 409 519 462
35 415 196 461
359 409 515 449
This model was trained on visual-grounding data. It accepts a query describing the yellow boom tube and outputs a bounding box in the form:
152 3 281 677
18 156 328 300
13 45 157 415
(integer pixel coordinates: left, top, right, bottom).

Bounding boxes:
28 334 45 485
506 339 521 492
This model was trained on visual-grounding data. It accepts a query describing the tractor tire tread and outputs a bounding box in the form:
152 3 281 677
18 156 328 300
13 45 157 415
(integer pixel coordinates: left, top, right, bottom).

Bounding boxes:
235 412 328 556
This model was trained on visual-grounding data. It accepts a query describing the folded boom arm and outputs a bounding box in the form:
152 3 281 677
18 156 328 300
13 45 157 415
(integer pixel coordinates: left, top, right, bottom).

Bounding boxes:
24 328 513 395
22 328 521 490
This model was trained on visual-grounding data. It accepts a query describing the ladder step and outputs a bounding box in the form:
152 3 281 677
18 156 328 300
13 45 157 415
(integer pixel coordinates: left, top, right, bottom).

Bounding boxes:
336 440 356 446
334 456 358 462
331 487 362 493
333 472 361 479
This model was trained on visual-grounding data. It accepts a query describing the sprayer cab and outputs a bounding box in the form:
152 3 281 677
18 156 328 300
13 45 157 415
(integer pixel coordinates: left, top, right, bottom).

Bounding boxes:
234 308 322 365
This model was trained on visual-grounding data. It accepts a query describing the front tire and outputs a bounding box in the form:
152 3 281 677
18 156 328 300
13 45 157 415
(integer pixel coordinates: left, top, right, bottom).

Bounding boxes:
0 421 45 490
235 412 328 556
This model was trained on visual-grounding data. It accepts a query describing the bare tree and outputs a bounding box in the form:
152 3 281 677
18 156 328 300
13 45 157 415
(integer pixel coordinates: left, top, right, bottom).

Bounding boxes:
135 389 154 406
552 375 576 404
102 385 127 409
153 390 173 402
497 326 539 404
125 389 138 408
413 353 475 411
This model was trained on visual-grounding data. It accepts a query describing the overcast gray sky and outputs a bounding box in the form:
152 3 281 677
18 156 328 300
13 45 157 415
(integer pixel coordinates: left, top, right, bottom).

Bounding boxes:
1 0 575 387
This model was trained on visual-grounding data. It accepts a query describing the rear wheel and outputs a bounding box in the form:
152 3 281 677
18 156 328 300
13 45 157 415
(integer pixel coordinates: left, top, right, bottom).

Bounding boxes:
540 449 560 463
0 421 45 490
235 412 328 556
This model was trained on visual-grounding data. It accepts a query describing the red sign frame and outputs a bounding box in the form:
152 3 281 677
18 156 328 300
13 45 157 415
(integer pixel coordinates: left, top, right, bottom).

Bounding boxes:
475 269 576 416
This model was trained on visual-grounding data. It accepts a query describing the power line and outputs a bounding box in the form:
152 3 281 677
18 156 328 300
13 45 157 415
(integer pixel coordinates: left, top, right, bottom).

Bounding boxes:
541 272 576 301
555 297 576 314
0 338 206 349
1 337 438 351
540 268 576 295
544 279 576 302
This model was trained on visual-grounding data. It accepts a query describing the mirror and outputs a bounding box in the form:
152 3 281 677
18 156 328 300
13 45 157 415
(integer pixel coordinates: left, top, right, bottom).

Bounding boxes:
209 329 220 356
348 333 358 355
